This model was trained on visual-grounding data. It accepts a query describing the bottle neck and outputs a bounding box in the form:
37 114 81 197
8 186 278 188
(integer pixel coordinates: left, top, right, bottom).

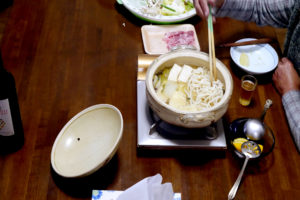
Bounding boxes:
0 53 7 74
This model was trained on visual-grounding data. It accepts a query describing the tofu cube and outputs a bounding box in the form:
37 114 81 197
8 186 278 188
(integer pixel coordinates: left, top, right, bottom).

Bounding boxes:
178 64 193 83
168 64 182 82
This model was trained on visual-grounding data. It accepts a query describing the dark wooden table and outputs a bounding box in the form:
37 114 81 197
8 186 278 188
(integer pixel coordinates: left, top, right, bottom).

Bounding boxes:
1 0 299 199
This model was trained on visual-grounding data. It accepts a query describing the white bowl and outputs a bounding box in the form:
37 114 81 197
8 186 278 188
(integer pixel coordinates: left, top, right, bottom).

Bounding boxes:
51 104 123 178
146 49 233 128
230 38 279 75
120 0 196 24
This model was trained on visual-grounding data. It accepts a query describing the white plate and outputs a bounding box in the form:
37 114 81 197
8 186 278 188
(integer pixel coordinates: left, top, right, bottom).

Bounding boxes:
51 104 123 178
119 0 196 24
230 38 279 75
141 24 200 54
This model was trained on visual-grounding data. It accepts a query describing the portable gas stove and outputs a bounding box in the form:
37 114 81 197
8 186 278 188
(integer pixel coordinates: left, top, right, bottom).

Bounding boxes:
137 80 227 150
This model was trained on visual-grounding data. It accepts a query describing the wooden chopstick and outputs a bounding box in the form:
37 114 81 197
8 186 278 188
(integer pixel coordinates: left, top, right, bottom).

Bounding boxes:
208 6 216 81
219 38 273 47
208 19 212 82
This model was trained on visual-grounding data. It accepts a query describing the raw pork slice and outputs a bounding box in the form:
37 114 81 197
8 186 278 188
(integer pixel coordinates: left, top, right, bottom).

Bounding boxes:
163 31 195 50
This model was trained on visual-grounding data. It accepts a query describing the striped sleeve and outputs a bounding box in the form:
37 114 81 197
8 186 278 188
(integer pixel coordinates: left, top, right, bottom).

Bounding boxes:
282 90 300 152
216 0 295 28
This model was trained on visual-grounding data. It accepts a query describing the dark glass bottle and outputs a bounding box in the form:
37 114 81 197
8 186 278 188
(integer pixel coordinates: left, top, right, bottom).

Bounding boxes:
0 53 24 154
0 0 13 11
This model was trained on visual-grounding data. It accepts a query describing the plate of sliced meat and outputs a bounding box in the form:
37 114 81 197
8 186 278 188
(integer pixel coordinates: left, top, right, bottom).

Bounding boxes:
141 24 200 55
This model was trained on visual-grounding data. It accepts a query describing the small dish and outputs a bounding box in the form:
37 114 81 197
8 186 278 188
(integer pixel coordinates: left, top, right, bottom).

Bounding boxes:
230 38 279 75
229 118 275 158
51 104 123 178
141 24 200 55
119 0 196 24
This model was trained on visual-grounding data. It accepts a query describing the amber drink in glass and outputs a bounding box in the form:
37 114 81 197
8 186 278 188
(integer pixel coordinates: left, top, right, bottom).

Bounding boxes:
239 75 257 106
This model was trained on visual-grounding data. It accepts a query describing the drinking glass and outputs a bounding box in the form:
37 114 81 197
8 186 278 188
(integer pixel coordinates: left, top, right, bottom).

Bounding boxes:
239 75 257 106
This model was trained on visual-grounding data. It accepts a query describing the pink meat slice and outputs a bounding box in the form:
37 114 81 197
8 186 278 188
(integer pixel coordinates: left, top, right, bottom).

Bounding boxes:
163 31 195 50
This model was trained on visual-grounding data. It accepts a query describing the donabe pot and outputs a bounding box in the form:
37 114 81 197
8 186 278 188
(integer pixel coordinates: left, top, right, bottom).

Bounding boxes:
146 49 233 128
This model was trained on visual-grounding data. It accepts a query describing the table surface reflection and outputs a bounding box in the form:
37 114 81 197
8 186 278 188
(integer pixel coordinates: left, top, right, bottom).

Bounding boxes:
0 1 299 200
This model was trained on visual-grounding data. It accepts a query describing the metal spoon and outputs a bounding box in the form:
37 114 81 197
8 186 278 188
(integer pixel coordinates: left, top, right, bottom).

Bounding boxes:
244 99 272 140
228 141 262 200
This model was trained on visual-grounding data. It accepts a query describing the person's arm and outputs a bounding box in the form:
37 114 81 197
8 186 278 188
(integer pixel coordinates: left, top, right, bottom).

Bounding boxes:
217 0 295 28
273 58 300 152
282 91 300 152
194 0 295 28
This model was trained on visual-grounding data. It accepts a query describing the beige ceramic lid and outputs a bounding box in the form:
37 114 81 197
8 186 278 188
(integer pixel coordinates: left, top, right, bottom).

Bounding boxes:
51 104 123 178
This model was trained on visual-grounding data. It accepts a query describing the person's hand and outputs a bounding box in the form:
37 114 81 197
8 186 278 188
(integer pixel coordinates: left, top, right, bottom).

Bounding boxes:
272 57 300 96
193 0 224 20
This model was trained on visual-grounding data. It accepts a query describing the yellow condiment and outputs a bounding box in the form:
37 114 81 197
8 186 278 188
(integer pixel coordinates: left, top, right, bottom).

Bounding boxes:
239 53 249 67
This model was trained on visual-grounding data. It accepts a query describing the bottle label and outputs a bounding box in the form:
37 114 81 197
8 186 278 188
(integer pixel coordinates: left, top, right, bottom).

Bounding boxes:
0 99 15 136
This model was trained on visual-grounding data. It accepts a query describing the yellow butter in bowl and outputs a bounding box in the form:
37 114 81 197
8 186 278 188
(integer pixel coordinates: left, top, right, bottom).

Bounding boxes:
239 53 249 67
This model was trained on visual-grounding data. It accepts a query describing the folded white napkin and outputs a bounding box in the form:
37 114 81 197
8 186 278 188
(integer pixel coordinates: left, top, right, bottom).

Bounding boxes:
116 174 174 200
